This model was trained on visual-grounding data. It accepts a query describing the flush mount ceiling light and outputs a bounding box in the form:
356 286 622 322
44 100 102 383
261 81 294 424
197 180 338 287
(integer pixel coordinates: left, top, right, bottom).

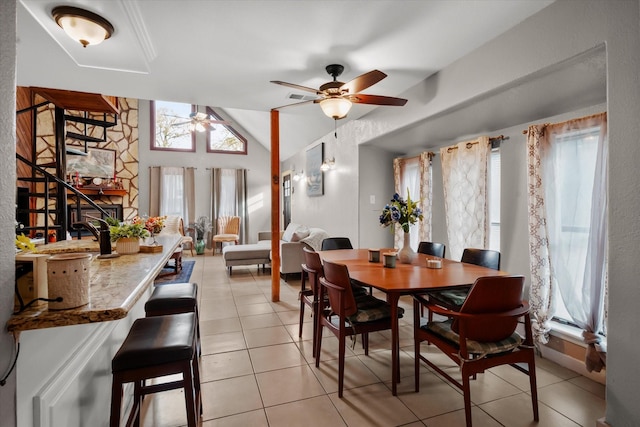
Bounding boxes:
52 6 114 48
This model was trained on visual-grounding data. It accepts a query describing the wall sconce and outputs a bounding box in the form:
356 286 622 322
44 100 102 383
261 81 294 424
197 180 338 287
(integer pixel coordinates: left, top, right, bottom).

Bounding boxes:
52 6 114 48
293 170 304 181
320 157 335 172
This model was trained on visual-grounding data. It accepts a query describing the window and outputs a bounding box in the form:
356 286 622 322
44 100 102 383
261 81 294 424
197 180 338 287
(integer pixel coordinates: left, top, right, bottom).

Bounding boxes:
488 147 501 251
205 107 247 154
160 167 187 220
151 100 196 152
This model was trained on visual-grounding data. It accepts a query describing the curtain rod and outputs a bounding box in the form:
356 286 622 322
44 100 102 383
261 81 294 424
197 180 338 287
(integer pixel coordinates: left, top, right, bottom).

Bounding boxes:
522 111 607 134
149 166 197 169
432 135 508 154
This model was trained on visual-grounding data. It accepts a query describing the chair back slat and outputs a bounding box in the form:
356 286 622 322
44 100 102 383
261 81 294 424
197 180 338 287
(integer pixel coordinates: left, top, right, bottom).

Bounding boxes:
461 248 501 270
417 241 446 258
217 216 240 234
455 275 524 342
321 260 357 317
303 247 323 296
321 237 353 251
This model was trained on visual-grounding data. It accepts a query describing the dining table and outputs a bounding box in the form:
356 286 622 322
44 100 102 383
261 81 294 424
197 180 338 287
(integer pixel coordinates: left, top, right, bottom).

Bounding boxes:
317 248 508 395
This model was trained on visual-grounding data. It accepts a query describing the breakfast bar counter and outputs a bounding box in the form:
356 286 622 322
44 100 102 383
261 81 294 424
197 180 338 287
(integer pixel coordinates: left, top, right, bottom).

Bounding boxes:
11 235 183 427
8 234 180 332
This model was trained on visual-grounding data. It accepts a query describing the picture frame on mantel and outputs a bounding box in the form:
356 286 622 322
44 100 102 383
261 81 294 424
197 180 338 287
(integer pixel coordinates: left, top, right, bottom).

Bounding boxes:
67 147 116 179
306 142 324 197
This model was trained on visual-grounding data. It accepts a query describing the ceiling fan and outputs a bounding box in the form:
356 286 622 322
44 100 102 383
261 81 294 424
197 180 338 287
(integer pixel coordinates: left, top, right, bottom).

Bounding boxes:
271 64 408 120
169 111 230 132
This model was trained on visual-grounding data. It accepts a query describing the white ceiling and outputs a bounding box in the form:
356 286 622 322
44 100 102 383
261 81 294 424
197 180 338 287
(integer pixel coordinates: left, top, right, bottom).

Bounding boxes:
17 0 555 159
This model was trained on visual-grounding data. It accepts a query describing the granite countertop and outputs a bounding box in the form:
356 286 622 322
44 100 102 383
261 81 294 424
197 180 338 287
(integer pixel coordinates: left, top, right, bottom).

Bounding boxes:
7 235 181 332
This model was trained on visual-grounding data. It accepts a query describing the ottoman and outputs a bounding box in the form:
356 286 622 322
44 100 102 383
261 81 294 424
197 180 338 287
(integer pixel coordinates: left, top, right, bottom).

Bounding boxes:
222 241 271 275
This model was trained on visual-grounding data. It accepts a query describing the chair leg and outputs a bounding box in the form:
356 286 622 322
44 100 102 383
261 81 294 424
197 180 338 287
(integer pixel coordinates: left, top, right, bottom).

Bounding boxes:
311 301 319 358
528 359 539 421
462 371 473 427
315 324 323 366
338 330 346 398
298 298 305 338
110 375 123 427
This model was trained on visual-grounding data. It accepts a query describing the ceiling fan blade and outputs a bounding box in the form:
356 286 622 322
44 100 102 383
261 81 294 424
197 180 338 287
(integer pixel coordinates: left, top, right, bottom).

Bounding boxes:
272 99 317 110
171 120 191 126
347 94 407 106
206 119 231 125
270 80 320 95
340 70 387 94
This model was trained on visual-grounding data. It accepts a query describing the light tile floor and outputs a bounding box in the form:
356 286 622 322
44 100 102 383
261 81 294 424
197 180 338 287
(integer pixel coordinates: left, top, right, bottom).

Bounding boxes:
141 252 606 427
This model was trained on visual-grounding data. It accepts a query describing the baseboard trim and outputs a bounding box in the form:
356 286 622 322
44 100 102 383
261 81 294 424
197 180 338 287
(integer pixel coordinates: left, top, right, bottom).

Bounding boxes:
539 344 606 385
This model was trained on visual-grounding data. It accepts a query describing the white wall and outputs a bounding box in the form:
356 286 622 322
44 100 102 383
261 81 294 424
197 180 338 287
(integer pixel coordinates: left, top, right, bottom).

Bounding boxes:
137 101 271 243
0 1 17 425
282 2 640 424
358 145 399 249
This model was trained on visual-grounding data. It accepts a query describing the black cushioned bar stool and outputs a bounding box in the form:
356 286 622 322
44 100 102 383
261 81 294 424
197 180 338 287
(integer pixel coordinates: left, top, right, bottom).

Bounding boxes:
145 282 200 355
110 313 201 427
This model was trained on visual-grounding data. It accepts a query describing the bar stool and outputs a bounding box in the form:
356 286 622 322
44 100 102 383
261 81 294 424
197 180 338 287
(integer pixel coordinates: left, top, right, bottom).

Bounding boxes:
145 282 200 355
109 312 201 427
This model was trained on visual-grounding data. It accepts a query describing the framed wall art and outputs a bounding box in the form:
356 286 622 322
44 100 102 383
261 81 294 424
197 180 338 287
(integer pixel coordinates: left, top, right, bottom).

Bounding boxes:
306 142 324 197
66 147 116 179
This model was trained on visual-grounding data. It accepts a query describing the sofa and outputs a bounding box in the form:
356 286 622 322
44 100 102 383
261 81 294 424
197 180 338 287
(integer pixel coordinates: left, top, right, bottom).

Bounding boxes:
221 223 328 277
258 223 329 277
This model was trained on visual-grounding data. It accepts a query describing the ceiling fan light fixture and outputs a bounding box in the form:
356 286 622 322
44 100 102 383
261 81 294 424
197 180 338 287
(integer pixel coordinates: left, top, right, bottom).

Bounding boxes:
320 97 352 120
52 6 114 48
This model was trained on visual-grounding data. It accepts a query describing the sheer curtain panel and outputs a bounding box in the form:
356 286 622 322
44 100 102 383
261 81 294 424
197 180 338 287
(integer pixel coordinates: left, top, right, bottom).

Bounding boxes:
393 154 432 250
440 137 490 261
526 113 607 371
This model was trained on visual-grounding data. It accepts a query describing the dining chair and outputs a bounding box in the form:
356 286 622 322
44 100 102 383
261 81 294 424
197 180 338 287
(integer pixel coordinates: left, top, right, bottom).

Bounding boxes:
320 237 353 251
413 275 538 427
159 215 194 256
426 248 501 312
316 260 403 397
417 241 446 258
299 247 325 356
212 216 240 253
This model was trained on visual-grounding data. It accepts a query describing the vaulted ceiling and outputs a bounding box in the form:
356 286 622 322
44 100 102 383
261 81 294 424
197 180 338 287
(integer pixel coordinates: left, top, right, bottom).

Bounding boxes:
17 1 559 159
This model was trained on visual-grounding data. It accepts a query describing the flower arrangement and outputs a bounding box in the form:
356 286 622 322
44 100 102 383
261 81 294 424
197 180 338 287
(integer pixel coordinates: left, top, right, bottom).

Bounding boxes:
109 221 150 242
15 233 36 252
379 191 423 233
133 215 167 235
192 216 212 241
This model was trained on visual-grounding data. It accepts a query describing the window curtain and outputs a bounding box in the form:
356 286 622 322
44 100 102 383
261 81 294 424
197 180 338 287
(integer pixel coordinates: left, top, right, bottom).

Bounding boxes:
148 166 195 224
526 113 607 372
392 153 432 250
440 137 490 261
211 168 248 245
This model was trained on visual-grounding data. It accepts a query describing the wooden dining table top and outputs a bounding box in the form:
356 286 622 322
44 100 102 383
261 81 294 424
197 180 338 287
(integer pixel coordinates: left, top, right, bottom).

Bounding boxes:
317 248 508 293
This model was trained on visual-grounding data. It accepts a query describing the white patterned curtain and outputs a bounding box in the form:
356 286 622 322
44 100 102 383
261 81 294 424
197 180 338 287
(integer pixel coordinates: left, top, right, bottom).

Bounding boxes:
393 154 432 250
527 113 608 371
440 137 490 261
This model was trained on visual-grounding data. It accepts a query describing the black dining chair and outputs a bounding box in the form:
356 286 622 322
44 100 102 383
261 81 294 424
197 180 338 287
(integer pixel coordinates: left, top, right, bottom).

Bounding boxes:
321 237 353 251
417 241 446 258
426 248 501 312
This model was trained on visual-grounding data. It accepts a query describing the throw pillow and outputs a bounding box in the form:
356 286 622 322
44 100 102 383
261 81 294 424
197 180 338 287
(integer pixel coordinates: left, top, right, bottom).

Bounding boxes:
282 223 301 242
291 226 310 242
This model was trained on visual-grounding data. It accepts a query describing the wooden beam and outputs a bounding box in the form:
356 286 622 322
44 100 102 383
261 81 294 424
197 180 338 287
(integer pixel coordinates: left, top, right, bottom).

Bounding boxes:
270 109 280 302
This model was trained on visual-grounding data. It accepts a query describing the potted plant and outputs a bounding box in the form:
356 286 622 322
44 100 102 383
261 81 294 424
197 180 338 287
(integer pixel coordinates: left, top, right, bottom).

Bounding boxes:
109 221 150 254
191 216 212 255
